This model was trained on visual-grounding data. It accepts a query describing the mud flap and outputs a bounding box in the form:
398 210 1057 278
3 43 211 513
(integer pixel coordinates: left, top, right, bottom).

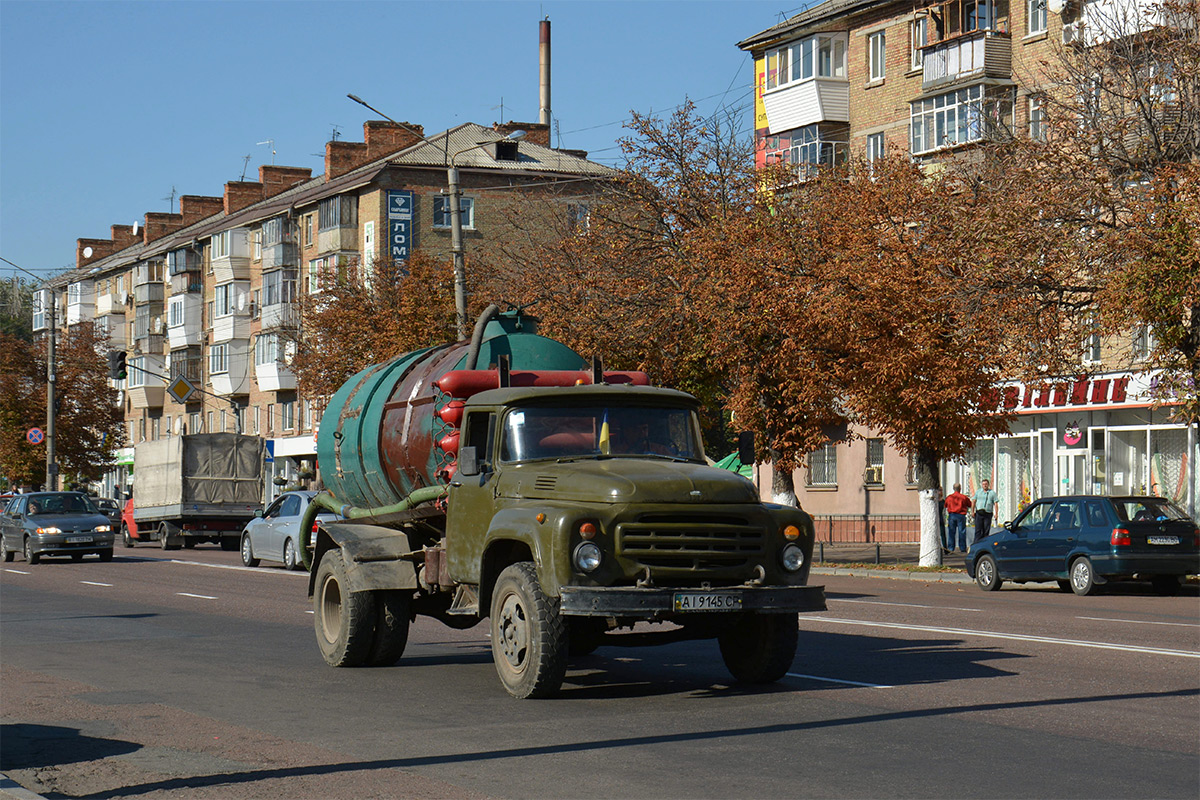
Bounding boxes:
308 522 418 596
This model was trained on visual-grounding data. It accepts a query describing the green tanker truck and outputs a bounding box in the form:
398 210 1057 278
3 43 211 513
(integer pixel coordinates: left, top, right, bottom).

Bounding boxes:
302 306 825 698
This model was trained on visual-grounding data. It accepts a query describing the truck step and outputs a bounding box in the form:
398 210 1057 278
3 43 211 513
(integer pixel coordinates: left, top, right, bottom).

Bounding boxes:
447 584 479 615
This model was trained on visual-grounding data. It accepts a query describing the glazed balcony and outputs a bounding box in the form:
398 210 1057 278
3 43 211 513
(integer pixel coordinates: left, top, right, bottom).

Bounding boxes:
921 29 1011 91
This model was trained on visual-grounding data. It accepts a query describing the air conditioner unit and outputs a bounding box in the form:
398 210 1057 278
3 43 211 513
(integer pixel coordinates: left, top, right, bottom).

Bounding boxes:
864 466 884 485
1061 21 1081 45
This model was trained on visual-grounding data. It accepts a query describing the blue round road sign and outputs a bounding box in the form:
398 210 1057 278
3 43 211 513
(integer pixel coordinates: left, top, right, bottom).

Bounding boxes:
27 428 44 445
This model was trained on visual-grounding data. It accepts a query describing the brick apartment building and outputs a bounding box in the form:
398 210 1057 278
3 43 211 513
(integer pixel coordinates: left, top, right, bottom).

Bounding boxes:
36 119 612 503
737 0 1196 535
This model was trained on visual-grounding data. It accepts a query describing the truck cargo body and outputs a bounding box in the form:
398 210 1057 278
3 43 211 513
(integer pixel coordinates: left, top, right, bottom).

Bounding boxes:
128 433 264 550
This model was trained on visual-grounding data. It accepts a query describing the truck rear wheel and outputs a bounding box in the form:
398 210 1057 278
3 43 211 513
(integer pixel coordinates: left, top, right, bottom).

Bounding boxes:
314 549 376 667
490 562 568 698
365 590 410 667
159 523 180 551
718 612 798 684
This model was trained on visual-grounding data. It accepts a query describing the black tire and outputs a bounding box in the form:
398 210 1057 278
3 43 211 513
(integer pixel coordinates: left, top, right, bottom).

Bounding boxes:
1056 579 1072 593
718 612 799 684
283 538 300 571
122 525 135 548
975 554 1002 591
1150 575 1181 596
1 537 13 563
313 549 377 667
568 617 606 657
159 524 180 551
97 548 113 563
220 536 239 552
365 590 411 667
489 562 568 699
1070 556 1097 596
241 534 260 567
24 537 39 565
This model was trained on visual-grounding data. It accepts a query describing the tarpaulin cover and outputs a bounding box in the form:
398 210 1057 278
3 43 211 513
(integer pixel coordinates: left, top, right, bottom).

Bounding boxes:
181 434 265 504
714 451 753 478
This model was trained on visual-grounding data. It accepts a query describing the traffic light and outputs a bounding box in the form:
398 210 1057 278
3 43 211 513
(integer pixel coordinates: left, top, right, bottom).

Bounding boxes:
107 350 127 380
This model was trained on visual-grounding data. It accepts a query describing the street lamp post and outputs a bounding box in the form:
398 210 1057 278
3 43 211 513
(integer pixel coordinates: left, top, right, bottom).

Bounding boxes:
347 93 523 339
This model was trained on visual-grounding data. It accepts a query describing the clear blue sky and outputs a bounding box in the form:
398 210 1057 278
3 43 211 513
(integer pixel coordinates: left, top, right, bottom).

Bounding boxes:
1 0 800 281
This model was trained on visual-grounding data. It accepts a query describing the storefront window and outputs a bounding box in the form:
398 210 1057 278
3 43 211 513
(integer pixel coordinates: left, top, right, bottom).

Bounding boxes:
1150 428 1187 504
997 437 1033 521
1109 429 1147 495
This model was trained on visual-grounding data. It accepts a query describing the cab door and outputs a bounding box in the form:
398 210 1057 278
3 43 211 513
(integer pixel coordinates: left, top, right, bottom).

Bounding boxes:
445 410 497 584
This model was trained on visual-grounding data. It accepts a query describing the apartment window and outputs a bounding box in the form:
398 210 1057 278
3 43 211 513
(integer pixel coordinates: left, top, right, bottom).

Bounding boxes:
139 418 147 443
764 124 849 178
866 438 885 485
266 404 274 434
318 196 356 231
214 283 235 317
255 332 281 366
868 31 887 82
253 405 261 434
911 84 991 154
281 400 296 432
1132 326 1154 361
866 132 885 170
252 230 261 262
127 356 148 388
220 409 227 433
1028 0 1047 34
168 296 186 328
807 444 838 486
305 214 314 247
212 230 231 260
68 283 83 304
164 415 171 437
189 412 201 434
433 196 475 230
764 34 847 91
263 269 296 306
207 411 214 433
1029 95 1046 141
906 453 920 485
567 204 591 234
209 343 229 374
966 0 994 32
911 17 927 69
1083 327 1102 364
262 217 285 247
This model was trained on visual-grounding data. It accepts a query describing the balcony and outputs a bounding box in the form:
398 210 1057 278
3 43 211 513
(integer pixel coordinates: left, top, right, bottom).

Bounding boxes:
167 295 203 349
95 292 120 316
94 312 126 348
169 271 203 295
169 347 203 383
921 30 1011 91
212 311 251 343
211 228 252 283
262 242 298 271
65 281 94 327
255 361 296 392
761 78 850 133
209 342 251 396
317 225 358 255
134 282 165 305
127 354 165 409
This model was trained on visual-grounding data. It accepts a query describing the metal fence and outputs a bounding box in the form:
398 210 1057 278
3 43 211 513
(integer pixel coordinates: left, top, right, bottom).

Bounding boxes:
811 514 922 544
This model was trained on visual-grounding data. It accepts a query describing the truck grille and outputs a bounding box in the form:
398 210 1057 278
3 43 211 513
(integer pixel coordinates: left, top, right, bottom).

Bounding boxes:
616 514 763 570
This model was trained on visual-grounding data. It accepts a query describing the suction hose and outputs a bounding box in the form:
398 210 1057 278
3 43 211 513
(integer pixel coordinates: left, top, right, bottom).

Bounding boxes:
299 485 448 571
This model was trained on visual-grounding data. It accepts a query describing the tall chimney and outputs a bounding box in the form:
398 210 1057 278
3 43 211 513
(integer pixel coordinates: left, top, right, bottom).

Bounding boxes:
539 18 551 127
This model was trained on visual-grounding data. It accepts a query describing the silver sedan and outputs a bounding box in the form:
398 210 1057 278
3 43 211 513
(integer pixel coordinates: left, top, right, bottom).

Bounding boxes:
240 491 337 570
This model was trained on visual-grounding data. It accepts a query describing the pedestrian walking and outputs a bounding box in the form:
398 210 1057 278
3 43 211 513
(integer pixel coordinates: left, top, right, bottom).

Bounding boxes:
973 479 999 542
944 483 972 552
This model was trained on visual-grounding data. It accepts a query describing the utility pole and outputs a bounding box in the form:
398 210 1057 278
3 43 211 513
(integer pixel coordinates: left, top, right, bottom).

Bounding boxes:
46 291 58 491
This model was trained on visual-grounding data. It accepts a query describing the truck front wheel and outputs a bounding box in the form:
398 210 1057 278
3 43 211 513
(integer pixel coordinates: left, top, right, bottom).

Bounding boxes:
718 612 798 684
314 550 377 667
490 562 568 699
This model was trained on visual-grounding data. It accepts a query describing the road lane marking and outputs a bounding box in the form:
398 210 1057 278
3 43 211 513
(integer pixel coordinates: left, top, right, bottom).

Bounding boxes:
1077 616 1200 628
168 558 306 575
4 569 31 575
786 672 893 689
80 581 113 587
804 615 1200 658
176 592 218 600
836 598 982 613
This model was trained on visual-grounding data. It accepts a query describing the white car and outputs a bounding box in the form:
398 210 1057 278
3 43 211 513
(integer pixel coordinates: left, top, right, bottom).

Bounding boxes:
240 491 337 570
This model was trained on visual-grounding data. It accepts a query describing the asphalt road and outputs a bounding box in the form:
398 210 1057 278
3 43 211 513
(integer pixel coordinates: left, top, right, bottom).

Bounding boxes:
2 546 1197 799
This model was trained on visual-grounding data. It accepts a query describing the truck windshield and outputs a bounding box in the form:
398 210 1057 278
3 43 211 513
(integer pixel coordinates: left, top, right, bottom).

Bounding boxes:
500 406 703 463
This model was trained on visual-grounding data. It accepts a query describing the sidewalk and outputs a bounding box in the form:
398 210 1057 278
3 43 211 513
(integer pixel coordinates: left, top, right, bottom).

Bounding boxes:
810 541 975 584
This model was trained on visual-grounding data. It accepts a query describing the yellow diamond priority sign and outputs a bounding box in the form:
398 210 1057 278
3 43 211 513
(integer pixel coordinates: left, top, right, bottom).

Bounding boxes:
167 375 196 404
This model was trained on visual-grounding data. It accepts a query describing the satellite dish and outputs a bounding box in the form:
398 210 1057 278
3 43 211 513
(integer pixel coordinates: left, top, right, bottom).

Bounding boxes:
1048 0 1066 14
82 246 94 258
132 221 140 235
237 292 246 311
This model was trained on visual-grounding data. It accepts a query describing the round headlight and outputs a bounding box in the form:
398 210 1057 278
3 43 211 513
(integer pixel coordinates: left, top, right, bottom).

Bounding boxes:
573 541 603 573
780 543 805 572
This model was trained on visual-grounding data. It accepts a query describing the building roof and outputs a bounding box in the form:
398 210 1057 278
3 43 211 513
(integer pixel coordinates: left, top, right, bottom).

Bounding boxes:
47 123 614 289
736 0 881 51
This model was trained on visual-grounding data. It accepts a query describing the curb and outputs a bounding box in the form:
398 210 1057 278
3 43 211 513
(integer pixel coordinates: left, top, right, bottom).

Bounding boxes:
811 565 975 584
0 774 46 800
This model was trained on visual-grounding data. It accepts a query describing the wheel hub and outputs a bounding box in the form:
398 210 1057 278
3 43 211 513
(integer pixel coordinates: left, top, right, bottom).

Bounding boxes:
497 594 529 670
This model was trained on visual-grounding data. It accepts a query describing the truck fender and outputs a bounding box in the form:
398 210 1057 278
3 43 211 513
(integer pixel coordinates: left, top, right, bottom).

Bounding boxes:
307 522 417 598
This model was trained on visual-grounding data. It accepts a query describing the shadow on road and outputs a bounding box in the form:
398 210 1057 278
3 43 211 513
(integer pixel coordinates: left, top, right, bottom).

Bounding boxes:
0 723 141 770
62 686 1198 799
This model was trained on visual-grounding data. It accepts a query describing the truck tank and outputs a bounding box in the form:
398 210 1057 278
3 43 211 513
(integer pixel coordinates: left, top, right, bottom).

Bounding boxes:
317 309 647 511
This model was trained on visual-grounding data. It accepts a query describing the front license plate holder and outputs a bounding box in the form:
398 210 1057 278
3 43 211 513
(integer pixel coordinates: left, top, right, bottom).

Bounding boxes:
1147 535 1179 545
673 592 742 612
66 536 92 544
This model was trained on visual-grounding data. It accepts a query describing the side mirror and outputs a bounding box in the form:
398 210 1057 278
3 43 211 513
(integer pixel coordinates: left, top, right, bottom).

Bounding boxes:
254 508 264 518
459 446 480 477
737 431 755 468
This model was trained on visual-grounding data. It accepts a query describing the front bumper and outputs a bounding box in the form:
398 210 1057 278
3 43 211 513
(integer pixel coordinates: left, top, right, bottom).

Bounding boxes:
559 584 826 618
30 534 115 556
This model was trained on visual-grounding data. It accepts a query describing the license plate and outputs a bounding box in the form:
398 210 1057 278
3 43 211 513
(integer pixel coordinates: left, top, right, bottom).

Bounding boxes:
66 536 92 544
1147 536 1179 545
673 592 742 612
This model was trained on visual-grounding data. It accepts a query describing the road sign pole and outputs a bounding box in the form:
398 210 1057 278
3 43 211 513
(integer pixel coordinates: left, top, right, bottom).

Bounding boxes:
46 291 57 490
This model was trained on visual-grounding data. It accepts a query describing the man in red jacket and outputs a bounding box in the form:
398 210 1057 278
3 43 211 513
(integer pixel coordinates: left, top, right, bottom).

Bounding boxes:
944 483 972 553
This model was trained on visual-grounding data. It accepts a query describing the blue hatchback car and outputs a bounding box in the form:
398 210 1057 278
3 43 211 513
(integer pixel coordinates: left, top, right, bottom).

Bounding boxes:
967 495 1199 596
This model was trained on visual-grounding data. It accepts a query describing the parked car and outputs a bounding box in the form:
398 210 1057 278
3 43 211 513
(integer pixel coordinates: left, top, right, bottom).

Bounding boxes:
967 495 1199 596
0 492 116 564
94 497 122 529
239 490 338 570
